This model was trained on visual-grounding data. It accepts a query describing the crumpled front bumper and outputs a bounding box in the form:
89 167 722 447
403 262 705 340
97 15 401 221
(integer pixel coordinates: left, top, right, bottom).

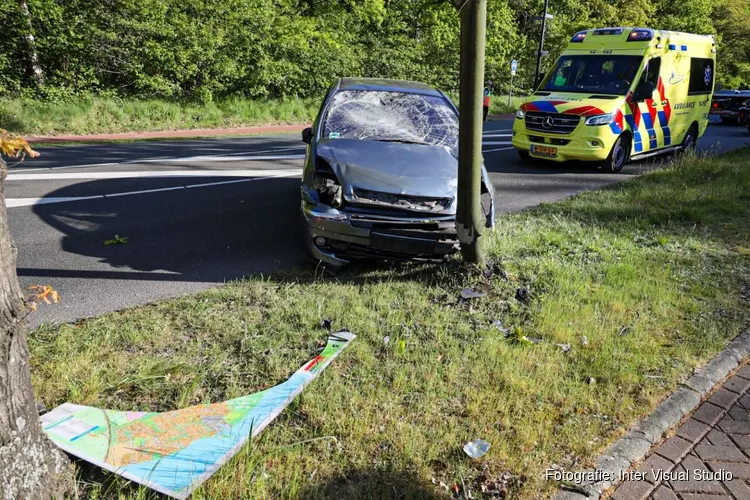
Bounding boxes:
301 202 459 267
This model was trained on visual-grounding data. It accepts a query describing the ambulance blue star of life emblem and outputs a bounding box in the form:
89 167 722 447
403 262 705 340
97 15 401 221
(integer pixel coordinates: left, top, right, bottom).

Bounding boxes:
704 65 712 86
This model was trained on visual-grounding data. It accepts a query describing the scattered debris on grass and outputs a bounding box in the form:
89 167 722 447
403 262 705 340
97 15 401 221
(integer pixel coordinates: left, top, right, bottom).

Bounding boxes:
556 343 571 353
320 318 332 330
461 288 487 300
491 320 510 335
463 439 491 459
581 336 589 346
383 336 390 345
514 287 529 302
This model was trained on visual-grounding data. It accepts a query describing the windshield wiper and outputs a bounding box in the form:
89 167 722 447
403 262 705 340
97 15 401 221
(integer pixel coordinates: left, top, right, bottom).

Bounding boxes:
374 139 432 146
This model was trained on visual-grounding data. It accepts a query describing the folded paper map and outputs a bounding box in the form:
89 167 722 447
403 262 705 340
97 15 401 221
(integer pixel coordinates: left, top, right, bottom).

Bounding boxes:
41 331 355 499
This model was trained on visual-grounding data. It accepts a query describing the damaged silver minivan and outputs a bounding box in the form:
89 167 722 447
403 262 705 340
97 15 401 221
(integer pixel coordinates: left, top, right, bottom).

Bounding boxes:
300 78 495 268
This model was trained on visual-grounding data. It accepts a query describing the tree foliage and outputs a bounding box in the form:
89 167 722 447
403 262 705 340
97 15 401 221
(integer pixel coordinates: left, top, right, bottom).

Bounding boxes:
0 0 748 100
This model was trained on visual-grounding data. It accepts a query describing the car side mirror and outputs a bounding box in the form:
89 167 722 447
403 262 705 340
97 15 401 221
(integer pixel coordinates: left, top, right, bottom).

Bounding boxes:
302 127 313 144
633 81 655 102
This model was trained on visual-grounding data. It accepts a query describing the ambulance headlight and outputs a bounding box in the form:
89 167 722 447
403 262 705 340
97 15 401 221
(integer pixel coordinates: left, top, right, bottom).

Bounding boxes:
516 109 525 119
584 112 615 126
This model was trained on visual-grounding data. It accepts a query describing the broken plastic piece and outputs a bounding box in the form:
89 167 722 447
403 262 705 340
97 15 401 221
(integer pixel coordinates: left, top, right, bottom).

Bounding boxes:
383 336 390 345
581 336 589 346
463 439 491 459
492 320 510 335
461 288 486 299
515 287 529 301
556 343 571 353
321 318 332 330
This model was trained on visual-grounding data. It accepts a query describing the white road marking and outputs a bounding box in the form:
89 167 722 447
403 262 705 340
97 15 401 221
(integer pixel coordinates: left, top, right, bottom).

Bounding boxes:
481 141 512 146
6 196 105 208
482 146 516 153
8 149 305 173
7 168 303 181
5 172 302 208
131 154 305 163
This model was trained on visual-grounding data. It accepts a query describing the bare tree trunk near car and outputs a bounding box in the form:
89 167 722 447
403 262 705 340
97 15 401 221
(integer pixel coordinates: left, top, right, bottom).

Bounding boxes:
19 0 44 86
0 157 73 498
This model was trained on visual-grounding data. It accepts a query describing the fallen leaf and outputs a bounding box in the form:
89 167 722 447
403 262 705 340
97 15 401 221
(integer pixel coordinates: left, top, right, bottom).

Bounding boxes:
104 235 129 245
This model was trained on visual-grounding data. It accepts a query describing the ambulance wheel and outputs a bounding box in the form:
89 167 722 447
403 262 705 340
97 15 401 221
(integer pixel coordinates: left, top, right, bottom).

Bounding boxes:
681 125 698 153
600 135 630 173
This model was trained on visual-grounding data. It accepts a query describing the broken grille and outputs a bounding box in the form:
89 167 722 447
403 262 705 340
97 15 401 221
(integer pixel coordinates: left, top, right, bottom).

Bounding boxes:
352 188 452 213
525 112 581 135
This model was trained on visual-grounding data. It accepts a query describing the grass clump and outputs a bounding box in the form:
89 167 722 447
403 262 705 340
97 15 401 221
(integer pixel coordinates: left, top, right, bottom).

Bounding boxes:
30 149 750 498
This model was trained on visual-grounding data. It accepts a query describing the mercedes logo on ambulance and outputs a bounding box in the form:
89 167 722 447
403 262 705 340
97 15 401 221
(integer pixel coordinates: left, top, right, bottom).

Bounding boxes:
542 116 555 129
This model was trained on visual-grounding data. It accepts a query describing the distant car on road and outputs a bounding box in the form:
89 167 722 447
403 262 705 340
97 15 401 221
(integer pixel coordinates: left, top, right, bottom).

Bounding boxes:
738 98 750 134
299 77 495 269
711 90 750 124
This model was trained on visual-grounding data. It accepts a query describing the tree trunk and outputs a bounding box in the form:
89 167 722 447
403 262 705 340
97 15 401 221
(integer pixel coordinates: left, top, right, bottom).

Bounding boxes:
19 0 44 86
0 157 73 498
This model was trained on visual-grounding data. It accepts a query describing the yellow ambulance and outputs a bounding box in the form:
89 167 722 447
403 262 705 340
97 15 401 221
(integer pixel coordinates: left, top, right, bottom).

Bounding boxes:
512 27 716 172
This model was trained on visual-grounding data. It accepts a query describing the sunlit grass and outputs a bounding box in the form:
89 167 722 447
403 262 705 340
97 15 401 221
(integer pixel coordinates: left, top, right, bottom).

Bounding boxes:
29 149 750 498
0 96 319 136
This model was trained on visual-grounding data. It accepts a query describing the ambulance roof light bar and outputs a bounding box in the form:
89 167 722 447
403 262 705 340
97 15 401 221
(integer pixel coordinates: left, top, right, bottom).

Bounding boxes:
570 30 587 43
628 28 655 42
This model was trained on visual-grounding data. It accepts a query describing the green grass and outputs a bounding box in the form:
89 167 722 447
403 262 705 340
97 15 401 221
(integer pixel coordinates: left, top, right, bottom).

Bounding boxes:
0 96 319 136
2 93 523 137
29 150 750 498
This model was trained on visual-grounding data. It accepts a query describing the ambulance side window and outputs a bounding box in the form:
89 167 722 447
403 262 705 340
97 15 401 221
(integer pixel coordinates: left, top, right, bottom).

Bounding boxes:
689 58 714 95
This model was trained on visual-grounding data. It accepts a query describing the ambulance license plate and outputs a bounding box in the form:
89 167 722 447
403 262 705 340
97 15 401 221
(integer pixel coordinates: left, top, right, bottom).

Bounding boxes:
530 145 557 158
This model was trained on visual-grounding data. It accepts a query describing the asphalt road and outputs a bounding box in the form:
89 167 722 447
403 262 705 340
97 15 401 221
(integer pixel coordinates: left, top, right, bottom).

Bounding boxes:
5 119 749 327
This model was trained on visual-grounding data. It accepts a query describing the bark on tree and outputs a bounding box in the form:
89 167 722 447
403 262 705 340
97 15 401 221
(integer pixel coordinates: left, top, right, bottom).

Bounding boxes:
0 157 73 498
18 0 44 86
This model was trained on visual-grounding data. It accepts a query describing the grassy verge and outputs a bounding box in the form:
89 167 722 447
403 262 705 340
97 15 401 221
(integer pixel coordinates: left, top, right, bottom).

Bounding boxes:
0 96 319 136
30 150 750 498
2 93 523 137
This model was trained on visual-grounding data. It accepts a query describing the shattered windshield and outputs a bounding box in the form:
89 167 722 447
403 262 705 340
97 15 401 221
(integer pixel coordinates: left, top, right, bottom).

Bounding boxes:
322 90 458 149
541 55 643 95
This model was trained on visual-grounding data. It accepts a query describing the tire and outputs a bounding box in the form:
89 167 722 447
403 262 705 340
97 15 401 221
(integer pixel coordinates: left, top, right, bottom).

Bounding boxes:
681 124 698 154
599 134 630 173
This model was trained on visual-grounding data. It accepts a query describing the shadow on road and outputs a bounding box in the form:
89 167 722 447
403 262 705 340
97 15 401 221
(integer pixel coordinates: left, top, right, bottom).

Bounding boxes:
22 176 307 282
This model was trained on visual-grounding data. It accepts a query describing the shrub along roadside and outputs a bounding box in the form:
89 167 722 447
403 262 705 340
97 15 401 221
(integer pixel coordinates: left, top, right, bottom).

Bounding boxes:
0 95 522 137
29 149 750 498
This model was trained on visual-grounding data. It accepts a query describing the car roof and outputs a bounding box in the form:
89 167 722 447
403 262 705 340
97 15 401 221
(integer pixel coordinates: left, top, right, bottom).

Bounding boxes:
337 77 443 97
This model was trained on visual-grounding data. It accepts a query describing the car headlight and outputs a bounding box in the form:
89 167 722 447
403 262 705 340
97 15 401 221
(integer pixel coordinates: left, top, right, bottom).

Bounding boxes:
584 113 616 126
516 109 525 119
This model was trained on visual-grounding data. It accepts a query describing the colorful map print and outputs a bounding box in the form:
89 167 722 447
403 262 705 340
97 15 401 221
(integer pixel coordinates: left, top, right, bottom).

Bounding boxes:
41 331 355 499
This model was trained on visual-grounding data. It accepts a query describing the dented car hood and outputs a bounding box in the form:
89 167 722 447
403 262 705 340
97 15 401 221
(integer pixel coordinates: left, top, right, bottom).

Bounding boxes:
316 138 458 202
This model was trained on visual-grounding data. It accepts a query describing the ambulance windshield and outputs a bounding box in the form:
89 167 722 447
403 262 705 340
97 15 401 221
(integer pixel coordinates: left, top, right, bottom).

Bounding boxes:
541 55 643 95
